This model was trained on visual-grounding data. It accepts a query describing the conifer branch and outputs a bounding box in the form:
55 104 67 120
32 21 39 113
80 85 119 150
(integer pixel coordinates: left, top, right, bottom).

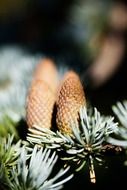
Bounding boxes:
27 106 118 183
108 101 127 147
0 135 21 189
10 146 73 190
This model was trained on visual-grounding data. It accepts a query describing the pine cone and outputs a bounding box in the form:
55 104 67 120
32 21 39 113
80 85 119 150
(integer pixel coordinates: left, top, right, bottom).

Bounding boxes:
56 71 86 135
26 58 58 129
26 80 55 129
32 58 58 92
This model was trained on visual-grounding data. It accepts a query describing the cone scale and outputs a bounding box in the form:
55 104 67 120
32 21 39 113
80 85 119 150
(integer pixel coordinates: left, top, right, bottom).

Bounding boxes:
56 71 86 135
26 58 58 129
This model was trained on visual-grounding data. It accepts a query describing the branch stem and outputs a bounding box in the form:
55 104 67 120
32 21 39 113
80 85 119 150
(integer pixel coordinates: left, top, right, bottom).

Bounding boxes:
89 155 96 183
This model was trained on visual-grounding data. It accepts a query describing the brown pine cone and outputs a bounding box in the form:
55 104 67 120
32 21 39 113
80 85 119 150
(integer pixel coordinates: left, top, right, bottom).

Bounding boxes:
56 71 86 135
32 58 58 92
26 58 58 129
26 80 55 129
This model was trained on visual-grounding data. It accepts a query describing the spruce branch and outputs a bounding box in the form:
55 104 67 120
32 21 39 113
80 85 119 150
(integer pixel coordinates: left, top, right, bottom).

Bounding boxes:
0 46 40 115
0 135 21 189
107 101 127 147
10 146 73 190
0 134 21 171
0 163 11 190
27 106 118 183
